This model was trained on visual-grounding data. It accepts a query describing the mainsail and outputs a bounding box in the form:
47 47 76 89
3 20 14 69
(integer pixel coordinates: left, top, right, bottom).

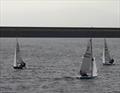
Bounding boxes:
13 39 24 67
80 39 93 76
102 39 111 64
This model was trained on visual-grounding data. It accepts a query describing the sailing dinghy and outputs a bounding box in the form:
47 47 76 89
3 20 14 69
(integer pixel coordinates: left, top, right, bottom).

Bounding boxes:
76 39 97 79
102 39 114 65
13 39 26 69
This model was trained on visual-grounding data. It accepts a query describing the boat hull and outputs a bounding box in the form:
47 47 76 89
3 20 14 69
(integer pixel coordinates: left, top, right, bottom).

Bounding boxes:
103 63 115 65
13 66 24 69
76 75 97 79
13 63 26 69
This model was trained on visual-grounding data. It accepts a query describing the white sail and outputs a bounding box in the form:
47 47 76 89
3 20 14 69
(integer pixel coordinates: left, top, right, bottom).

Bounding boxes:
103 39 111 64
13 39 24 67
13 46 17 66
102 48 105 64
80 39 93 76
92 57 97 76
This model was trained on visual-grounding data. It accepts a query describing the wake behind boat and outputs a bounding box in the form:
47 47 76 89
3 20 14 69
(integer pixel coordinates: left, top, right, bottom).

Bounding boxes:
102 39 114 65
13 39 26 69
77 38 97 79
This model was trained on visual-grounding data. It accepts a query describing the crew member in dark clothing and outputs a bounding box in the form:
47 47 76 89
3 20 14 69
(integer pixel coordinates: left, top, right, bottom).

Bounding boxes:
80 71 88 76
20 62 26 67
109 58 114 64
92 58 94 61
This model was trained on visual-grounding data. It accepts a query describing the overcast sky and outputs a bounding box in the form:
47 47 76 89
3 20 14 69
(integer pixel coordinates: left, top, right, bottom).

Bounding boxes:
0 0 119 27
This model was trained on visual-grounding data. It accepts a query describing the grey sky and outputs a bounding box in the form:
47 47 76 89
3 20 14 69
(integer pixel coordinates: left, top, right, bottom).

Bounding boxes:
0 0 119 27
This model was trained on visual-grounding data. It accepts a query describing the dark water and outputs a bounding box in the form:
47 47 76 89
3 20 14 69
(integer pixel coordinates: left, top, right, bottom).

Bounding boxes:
0 38 120 93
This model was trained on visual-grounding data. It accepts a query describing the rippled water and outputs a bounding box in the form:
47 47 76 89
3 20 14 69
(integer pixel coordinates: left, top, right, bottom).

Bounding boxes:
0 38 120 93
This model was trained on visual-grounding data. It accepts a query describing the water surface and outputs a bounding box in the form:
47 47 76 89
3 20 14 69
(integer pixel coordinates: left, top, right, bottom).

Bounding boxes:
0 38 120 93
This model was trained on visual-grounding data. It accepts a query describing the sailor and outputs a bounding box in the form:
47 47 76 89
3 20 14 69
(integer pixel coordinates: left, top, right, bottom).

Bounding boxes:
18 63 21 67
21 62 26 67
92 58 94 61
80 71 88 76
109 58 114 64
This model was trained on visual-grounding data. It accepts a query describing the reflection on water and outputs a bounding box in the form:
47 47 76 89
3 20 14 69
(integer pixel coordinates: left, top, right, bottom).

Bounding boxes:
0 38 120 93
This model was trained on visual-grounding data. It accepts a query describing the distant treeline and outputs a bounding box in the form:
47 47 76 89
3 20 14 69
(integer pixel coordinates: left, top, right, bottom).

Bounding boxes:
0 27 120 37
